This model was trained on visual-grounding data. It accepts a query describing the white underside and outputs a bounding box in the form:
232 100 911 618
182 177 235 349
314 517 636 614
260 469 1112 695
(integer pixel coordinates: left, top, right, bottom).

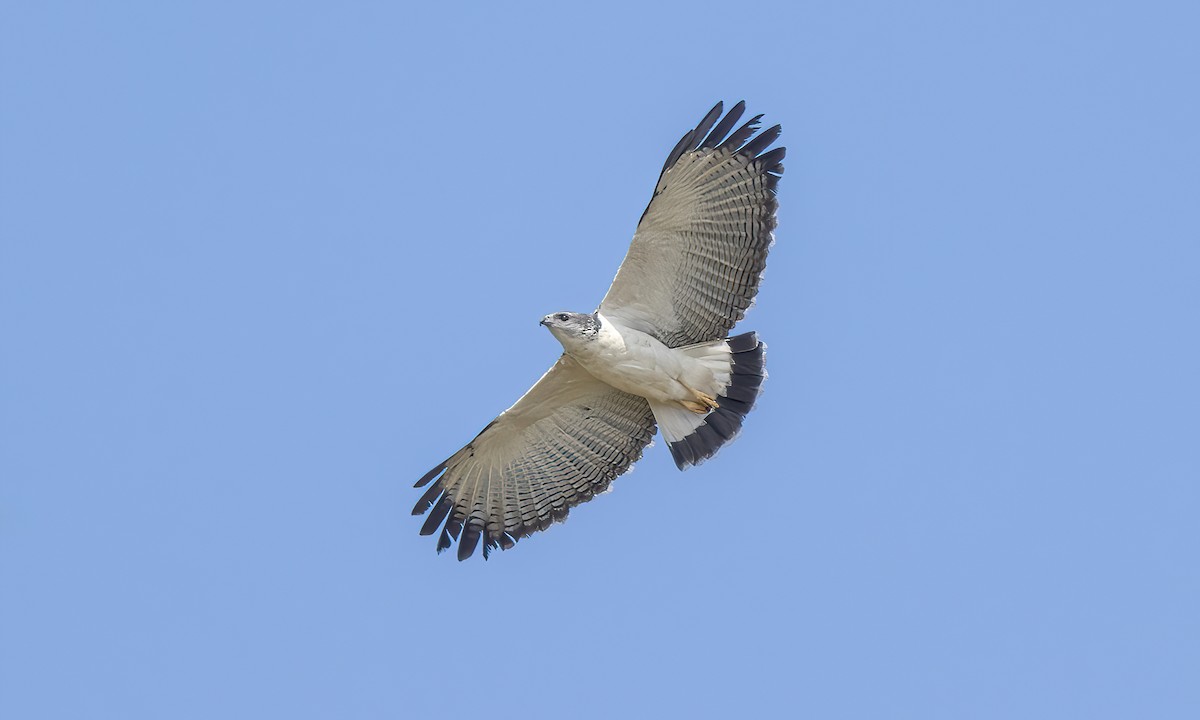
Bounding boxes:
553 313 734 444
559 314 726 400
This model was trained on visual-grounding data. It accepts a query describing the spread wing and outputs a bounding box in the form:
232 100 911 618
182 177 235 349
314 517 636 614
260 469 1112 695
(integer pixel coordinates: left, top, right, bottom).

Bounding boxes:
412 355 657 560
599 101 784 348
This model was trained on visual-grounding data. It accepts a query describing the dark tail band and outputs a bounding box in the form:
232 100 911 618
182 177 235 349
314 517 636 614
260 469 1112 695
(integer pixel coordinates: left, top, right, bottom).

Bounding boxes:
668 331 766 469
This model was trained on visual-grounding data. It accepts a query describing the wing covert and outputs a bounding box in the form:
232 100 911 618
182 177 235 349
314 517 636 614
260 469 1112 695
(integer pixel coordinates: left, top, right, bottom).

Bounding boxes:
412 355 657 560
599 101 784 347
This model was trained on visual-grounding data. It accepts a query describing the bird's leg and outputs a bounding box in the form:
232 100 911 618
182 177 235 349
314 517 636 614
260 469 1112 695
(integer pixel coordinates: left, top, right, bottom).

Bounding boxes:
679 384 720 414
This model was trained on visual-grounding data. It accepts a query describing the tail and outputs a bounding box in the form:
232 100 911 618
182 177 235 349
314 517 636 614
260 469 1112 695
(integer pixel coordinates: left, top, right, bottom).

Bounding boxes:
648 331 766 469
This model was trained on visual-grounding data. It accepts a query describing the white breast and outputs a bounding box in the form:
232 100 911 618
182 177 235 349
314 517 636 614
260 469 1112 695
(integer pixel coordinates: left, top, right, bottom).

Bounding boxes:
562 313 700 404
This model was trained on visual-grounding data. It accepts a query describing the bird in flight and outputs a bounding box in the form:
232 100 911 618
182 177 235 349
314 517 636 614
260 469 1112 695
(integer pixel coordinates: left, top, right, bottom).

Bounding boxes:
412 101 784 559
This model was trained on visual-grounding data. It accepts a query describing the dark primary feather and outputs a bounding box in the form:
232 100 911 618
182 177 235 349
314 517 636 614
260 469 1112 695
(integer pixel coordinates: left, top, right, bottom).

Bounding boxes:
414 461 446 489
418 495 453 536
658 101 725 177
716 114 764 153
741 122 783 159
701 101 746 150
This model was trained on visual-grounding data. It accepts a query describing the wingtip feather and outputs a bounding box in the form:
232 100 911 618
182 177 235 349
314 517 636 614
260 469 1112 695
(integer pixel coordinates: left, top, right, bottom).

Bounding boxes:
414 461 447 488
457 525 482 561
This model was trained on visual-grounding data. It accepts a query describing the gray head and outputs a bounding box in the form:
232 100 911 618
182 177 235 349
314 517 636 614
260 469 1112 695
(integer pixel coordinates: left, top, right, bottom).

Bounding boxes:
539 311 602 341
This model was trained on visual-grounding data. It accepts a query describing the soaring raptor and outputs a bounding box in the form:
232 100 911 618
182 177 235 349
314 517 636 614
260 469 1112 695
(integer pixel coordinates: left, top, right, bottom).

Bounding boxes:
412 101 784 559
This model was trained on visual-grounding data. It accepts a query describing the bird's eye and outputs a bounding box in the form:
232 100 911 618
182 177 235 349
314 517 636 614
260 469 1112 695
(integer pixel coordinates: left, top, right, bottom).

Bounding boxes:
556 313 569 322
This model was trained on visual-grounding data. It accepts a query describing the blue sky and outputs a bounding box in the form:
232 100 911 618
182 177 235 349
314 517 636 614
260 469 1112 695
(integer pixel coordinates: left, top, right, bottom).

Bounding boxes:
2 1 1198 718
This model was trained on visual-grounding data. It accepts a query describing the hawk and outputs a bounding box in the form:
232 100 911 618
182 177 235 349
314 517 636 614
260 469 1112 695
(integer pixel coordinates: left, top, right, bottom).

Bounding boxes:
412 101 784 559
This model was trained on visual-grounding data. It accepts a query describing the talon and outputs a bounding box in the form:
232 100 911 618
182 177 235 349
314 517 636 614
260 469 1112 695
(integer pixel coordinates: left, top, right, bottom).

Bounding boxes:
679 384 719 414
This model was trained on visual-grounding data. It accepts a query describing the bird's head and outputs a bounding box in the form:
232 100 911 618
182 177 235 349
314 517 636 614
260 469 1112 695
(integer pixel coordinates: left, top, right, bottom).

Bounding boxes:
540 311 601 345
